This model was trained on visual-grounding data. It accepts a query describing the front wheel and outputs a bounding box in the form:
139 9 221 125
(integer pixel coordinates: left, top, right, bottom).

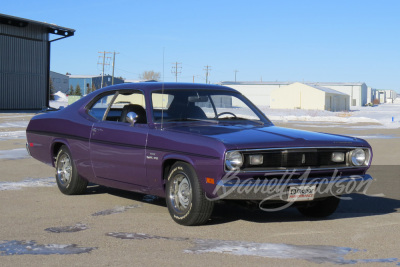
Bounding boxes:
297 196 340 218
55 146 88 195
166 162 214 226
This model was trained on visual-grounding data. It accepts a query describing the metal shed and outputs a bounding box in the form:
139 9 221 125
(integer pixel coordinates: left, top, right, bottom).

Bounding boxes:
220 81 368 108
0 13 74 109
270 82 350 111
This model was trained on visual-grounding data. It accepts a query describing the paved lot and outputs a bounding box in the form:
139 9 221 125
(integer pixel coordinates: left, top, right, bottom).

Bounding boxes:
0 113 399 266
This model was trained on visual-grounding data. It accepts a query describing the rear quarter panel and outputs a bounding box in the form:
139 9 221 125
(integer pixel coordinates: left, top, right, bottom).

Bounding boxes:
26 107 96 182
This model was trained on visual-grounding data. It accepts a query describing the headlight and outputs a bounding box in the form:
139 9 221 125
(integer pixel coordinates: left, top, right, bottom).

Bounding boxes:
351 148 367 166
225 151 243 170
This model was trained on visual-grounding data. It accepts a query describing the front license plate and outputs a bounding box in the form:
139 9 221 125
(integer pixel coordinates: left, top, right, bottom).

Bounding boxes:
287 185 316 202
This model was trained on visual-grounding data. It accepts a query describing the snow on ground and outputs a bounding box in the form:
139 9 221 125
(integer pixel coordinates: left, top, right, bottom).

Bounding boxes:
0 148 30 160
0 121 29 128
0 131 26 141
0 177 55 191
262 98 400 129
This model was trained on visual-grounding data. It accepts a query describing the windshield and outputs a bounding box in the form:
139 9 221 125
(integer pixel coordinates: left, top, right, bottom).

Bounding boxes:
151 89 271 125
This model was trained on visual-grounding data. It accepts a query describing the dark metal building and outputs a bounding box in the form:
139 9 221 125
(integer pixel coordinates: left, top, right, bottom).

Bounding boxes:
0 14 74 109
50 71 70 94
69 75 124 95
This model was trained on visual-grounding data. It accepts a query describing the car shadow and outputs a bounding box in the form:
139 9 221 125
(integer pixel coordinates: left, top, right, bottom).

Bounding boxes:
84 184 400 225
208 194 400 225
85 184 167 207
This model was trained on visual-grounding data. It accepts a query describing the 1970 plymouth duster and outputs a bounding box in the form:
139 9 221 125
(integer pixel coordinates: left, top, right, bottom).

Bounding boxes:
26 82 373 225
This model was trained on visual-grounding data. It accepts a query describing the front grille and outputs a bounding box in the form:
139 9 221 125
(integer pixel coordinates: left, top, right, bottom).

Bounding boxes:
241 148 351 171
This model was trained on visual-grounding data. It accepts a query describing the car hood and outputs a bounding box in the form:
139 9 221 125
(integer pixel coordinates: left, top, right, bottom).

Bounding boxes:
165 123 368 150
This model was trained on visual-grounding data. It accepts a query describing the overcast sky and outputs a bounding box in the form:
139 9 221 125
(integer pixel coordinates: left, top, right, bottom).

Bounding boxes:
3 0 400 91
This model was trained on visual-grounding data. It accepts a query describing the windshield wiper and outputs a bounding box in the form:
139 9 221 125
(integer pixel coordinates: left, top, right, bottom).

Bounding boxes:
166 118 218 123
218 117 265 125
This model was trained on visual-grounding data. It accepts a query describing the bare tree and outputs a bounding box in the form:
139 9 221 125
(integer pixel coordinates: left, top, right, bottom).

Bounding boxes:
139 70 161 81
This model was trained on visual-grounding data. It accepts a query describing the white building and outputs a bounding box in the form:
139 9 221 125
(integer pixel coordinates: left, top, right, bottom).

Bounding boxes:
220 81 291 107
384 90 397 103
270 82 349 111
367 87 377 104
303 82 367 107
220 81 367 107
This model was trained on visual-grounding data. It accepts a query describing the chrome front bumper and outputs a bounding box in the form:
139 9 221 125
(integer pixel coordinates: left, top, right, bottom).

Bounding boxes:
212 174 373 201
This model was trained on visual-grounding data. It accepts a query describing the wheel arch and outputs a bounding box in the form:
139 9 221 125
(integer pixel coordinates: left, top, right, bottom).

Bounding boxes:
163 156 214 225
51 140 70 167
162 155 195 189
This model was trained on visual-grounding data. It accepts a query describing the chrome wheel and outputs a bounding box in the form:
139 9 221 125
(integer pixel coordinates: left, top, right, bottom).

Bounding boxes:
166 162 214 225
55 146 87 195
169 173 192 213
56 153 72 187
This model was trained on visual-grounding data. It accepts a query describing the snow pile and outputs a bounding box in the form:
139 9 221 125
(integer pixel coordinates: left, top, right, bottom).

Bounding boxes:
53 91 68 102
50 91 68 109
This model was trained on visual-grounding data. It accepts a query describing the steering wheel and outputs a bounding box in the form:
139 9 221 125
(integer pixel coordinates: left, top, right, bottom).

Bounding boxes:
217 112 237 118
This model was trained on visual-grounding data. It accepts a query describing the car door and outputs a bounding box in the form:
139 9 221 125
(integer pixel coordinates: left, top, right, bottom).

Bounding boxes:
88 90 149 188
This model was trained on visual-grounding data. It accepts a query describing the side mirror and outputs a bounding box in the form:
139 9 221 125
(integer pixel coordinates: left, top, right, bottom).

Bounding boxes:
126 111 138 126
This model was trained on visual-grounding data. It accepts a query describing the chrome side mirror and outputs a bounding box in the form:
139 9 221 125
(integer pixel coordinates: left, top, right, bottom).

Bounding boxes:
126 112 138 126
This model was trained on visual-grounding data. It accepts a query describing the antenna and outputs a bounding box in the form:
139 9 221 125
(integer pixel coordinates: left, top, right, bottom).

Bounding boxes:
161 47 165 130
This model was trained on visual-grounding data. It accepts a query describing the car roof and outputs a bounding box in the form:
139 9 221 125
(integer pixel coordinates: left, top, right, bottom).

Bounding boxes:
94 82 238 94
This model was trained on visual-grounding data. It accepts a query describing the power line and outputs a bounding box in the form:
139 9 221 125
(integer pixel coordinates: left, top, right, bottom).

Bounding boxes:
234 70 239 82
203 65 211 84
98 51 112 88
171 62 182 82
111 51 120 85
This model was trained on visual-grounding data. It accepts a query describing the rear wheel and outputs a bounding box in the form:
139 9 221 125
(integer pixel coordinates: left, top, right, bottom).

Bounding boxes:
166 162 214 226
297 196 340 218
55 146 87 195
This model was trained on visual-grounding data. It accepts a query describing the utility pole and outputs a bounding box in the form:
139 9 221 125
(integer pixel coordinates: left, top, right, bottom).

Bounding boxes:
234 70 239 82
112 51 120 85
171 62 182 82
203 65 211 84
98 51 111 88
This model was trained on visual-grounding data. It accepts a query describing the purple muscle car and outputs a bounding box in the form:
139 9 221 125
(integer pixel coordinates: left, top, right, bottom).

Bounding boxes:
26 82 373 225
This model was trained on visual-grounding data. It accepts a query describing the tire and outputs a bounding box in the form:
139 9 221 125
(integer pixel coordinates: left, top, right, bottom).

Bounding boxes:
55 145 88 195
297 196 340 218
166 162 214 226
